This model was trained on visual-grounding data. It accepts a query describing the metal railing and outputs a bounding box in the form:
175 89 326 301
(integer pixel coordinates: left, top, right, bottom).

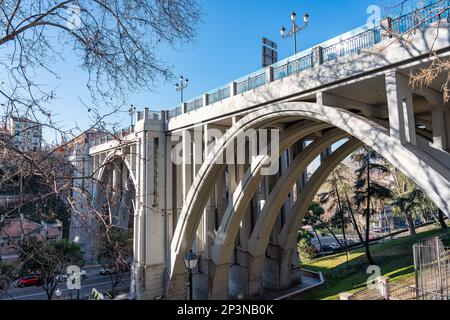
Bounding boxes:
208 86 230 105
236 72 266 94
273 53 313 81
388 281 449 300
186 97 204 113
164 0 446 119
147 110 160 120
322 27 382 63
413 237 450 299
167 106 182 119
391 0 450 34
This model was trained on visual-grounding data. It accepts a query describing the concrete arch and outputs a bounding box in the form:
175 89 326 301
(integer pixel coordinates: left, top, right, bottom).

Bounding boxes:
279 138 363 252
171 101 450 276
208 129 349 299
246 129 348 257
92 151 137 227
210 121 332 265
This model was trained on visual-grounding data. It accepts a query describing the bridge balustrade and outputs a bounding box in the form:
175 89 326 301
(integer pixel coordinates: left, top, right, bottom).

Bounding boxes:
236 72 266 94
208 86 231 105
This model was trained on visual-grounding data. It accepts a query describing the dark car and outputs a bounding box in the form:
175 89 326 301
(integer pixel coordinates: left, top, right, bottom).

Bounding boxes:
100 267 116 276
17 275 40 287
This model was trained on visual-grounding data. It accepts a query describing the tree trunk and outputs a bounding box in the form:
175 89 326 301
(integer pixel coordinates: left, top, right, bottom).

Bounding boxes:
405 213 416 236
312 227 323 253
345 191 364 244
334 183 347 242
365 158 376 265
318 218 343 249
437 209 448 230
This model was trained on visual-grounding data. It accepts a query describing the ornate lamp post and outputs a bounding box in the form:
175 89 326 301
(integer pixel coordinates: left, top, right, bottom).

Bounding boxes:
280 11 310 54
175 76 189 103
183 250 198 300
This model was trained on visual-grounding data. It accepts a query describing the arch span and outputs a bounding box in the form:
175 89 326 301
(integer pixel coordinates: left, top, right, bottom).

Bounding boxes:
170 101 450 277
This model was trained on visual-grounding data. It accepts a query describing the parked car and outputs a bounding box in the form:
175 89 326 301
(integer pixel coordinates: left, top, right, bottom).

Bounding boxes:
100 263 131 276
99 267 116 276
56 270 88 282
17 275 40 287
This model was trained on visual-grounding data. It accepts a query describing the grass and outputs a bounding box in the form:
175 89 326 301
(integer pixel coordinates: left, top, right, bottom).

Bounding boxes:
299 223 450 300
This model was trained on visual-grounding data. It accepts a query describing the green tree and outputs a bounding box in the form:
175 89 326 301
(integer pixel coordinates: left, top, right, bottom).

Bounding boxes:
352 147 393 265
21 239 84 300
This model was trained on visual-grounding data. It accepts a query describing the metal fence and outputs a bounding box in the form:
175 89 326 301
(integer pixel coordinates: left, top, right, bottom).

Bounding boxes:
322 27 382 63
391 0 450 34
167 106 181 119
165 0 450 119
236 72 266 94
186 97 204 113
208 86 230 105
273 53 313 81
413 237 450 300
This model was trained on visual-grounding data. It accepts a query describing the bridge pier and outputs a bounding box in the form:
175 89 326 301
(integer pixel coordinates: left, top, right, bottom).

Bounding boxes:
228 250 265 299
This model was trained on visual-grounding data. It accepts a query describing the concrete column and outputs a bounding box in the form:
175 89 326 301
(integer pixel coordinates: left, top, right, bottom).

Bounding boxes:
228 251 265 299
386 72 417 145
431 105 450 151
263 245 301 291
167 272 188 300
265 66 274 83
181 102 187 114
312 46 324 67
208 262 231 300
377 276 390 300
230 81 237 97
182 130 192 201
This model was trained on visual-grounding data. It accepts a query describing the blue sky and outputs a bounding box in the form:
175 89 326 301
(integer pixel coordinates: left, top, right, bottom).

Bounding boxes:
41 0 423 141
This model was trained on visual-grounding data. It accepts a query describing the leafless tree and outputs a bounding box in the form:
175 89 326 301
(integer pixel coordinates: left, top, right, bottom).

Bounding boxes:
0 0 202 298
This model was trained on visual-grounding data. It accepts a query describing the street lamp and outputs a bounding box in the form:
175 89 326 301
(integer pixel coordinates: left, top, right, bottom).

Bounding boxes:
183 250 198 300
128 105 136 127
175 76 189 103
280 11 310 54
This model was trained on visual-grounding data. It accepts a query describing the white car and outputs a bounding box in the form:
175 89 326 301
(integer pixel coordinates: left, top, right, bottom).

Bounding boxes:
56 270 88 282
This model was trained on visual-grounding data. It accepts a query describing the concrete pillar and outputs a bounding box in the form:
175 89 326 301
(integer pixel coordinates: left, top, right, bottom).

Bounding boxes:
263 245 301 291
312 46 324 67
377 276 390 300
229 251 265 299
181 102 187 114
167 272 188 300
182 130 192 201
431 105 450 152
230 81 237 97
265 66 274 83
386 72 417 145
208 261 231 300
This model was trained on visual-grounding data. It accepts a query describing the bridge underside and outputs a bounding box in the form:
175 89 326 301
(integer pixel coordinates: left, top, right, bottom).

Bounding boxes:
87 23 450 300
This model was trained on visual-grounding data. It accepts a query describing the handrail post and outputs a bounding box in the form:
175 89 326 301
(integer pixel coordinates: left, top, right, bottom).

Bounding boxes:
265 66 274 83
377 276 390 300
203 94 209 107
230 81 237 96
312 46 323 68
380 17 393 39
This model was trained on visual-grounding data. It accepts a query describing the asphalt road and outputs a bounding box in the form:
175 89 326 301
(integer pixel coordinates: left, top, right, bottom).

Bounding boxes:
1 266 131 300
